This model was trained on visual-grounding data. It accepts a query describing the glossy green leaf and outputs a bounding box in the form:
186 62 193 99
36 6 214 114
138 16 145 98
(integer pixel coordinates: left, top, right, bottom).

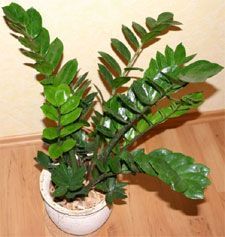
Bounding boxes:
34 28 50 55
48 143 63 159
98 51 121 76
3 3 26 24
141 31 160 45
51 163 70 186
108 156 121 173
69 167 86 191
53 186 67 197
55 59 78 85
174 43 186 65
132 21 147 38
118 94 141 113
179 60 223 83
124 67 144 72
61 138 76 152
60 94 81 114
43 127 58 140
96 125 114 138
18 37 36 51
61 107 82 126
147 149 211 199
20 49 42 61
132 149 157 176
111 77 131 89
146 17 157 29
26 8 42 38
111 38 131 62
132 81 151 105
44 38 63 74
104 106 128 124
122 25 139 50
35 61 53 75
183 54 197 64
157 12 173 23
98 64 113 87
165 45 175 65
41 103 58 121
60 122 83 137
156 51 167 69
35 151 52 169
44 84 70 106
55 84 71 106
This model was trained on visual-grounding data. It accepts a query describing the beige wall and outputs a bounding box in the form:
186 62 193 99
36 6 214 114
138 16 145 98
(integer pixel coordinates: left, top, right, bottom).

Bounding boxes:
0 0 224 137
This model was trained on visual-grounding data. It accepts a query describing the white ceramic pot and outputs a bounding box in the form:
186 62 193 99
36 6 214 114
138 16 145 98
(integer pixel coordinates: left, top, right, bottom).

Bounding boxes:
40 170 112 236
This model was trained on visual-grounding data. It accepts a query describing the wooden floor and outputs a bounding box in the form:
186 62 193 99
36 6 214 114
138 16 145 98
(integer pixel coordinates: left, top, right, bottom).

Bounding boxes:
0 111 224 237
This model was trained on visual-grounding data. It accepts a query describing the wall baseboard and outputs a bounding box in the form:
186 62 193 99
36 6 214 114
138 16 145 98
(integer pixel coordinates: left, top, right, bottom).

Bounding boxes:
0 109 224 148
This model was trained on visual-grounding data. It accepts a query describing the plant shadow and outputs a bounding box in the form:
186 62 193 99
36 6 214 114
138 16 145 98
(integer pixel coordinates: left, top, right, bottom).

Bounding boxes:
123 173 205 216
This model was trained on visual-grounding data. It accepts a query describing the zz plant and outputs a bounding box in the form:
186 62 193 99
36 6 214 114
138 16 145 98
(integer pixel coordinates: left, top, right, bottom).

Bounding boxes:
3 3 223 204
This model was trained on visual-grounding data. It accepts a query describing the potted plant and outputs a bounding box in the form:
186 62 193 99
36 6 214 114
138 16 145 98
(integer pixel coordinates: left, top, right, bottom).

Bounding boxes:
2 2 223 236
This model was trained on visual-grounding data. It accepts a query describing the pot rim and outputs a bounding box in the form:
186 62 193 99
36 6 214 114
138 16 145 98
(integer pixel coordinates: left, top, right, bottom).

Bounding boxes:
39 169 108 216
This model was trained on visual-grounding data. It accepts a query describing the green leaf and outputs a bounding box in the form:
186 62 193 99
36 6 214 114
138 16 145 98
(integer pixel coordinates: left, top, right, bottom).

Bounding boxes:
43 127 58 140
53 186 68 197
98 51 121 76
132 81 151 105
44 38 63 74
44 85 57 106
157 12 174 23
104 106 128 124
132 22 147 38
174 43 186 65
26 8 42 38
61 107 82 126
141 31 160 45
179 60 224 83
69 167 86 191
122 25 139 50
44 84 71 106
49 143 63 159
118 94 141 113
111 38 131 62
60 94 81 114
98 64 113 88
146 17 157 29
132 150 157 176
108 156 121 173
55 59 78 85
61 138 76 152
35 151 52 169
111 77 131 89
183 54 196 64
96 125 114 138
124 67 144 72
51 163 70 186
156 51 167 69
35 61 53 75
147 149 211 199
165 45 175 66
60 122 83 137
41 103 58 121
3 3 26 24
20 49 42 61
55 84 71 106
34 28 50 55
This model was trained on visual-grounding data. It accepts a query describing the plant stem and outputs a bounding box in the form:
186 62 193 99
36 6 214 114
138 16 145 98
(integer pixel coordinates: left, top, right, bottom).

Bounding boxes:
121 46 143 77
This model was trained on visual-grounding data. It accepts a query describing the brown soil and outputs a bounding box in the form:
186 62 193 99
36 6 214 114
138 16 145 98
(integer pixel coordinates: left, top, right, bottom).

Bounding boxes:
49 183 105 211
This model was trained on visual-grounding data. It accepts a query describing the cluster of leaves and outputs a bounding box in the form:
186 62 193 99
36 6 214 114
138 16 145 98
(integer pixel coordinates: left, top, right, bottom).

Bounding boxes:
3 3 223 205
